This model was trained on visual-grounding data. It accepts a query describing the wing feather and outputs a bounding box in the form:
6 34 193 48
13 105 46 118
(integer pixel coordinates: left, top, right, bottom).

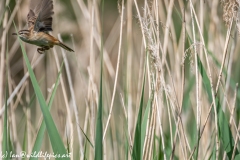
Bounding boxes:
27 9 36 29
27 0 54 32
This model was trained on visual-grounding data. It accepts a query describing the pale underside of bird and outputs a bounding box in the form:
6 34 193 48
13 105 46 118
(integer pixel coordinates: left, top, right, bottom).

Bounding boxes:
13 0 74 54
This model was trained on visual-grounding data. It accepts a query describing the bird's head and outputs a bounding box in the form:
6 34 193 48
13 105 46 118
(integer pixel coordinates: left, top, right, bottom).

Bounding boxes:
12 30 30 41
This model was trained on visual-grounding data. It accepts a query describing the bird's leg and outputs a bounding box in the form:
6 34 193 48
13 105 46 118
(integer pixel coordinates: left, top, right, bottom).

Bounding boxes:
37 46 50 54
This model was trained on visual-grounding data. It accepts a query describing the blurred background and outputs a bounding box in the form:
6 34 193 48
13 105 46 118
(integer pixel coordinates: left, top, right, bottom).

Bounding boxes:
1 0 240 159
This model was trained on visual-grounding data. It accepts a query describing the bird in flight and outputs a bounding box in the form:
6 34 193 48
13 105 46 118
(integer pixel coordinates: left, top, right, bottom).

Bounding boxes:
13 0 74 54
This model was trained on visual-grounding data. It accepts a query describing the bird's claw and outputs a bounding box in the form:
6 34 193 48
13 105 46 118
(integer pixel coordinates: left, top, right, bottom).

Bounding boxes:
37 47 50 54
37 48 44 54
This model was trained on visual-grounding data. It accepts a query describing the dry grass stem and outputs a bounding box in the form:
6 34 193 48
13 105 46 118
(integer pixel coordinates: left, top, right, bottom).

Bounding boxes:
103 0 125 141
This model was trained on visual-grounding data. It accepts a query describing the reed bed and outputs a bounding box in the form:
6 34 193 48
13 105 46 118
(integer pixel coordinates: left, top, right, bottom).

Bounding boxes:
0 0 240 159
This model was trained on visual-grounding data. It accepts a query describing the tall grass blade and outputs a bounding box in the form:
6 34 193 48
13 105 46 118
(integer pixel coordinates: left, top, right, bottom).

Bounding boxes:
13 22 69 159
210 144 216 160
30 62 64 160
218 101 237 158
80 127 94 148
198 55 238 157
234 154 240 159
132 67 146 160
94 43 103 160
94 67 103 160
2 35 10 160
94 0 105 159
141 99 151 158
2 70 9 160
23 125 28 160
197 55 212 102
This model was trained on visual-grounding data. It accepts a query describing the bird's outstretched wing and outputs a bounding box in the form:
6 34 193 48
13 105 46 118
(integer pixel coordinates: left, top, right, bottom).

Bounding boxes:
27 0 54 32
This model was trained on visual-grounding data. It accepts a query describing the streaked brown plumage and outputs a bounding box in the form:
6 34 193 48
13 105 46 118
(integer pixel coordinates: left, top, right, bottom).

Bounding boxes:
13 0 74 54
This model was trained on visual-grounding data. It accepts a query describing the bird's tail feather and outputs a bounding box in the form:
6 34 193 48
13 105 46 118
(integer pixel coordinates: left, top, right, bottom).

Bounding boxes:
57 41 74 52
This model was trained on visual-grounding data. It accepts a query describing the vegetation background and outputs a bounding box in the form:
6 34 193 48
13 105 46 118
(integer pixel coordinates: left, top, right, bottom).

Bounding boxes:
0 0 240 159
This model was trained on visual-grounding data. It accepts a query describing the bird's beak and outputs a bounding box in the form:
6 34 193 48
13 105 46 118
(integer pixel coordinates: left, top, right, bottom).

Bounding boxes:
12 33 17 35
